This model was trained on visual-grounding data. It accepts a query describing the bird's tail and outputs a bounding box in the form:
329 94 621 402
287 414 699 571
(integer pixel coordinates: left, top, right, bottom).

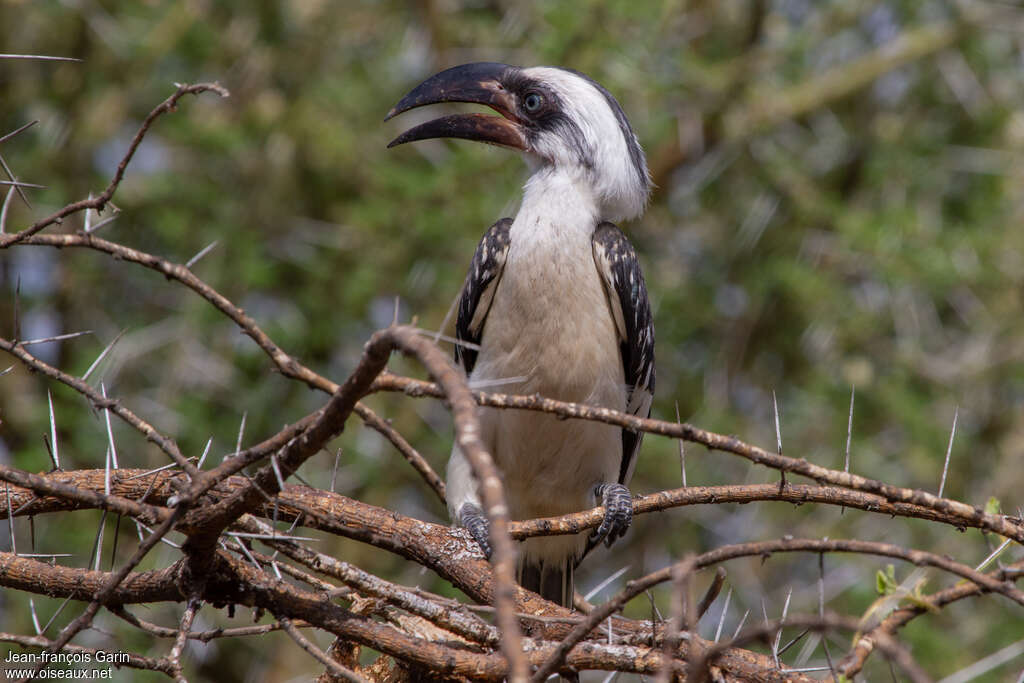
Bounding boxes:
517 555 574 608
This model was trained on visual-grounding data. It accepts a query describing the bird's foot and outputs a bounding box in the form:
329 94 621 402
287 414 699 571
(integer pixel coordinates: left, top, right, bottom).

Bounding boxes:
590 483 633 547
458 503 492 559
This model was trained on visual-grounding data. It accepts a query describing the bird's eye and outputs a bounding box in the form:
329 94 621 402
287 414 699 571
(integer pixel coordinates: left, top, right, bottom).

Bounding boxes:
523 92 543 113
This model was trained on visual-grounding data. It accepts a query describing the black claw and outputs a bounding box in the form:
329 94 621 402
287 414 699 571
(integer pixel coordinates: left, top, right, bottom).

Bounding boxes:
459 503 492 559
590 483 633 548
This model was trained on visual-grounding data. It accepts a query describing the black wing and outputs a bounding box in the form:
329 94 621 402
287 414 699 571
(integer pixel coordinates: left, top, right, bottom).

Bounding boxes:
454 218 513 373
592 221 655 485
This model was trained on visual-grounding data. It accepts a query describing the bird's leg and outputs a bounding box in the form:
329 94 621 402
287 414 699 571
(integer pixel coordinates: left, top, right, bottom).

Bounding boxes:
590 483 633 547
458 503 492 559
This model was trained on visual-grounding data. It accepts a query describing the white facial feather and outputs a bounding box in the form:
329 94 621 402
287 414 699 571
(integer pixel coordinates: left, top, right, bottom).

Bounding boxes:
520 67 650 222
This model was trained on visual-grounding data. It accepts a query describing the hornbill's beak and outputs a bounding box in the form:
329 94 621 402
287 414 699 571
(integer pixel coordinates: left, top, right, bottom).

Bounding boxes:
386 62 527 151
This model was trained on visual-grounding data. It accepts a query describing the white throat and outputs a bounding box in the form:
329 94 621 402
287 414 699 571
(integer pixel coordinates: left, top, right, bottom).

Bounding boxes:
517 165 600 238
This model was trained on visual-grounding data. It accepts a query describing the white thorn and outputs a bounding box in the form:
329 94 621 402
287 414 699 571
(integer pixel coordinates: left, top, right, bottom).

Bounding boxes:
47 390 60 469
938 406 958 498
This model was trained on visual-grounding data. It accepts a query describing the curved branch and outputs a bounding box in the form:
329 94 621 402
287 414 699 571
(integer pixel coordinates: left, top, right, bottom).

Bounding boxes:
536 536 1023 680
9 471 1018 609
371 374 1024 544
354 403 445 505
509 483 983 539
688 612 931 683
236 515 500 647
8 233 445 503
838 558 1024 677
0 481 804 682
0 338 196 477
0 82 229 247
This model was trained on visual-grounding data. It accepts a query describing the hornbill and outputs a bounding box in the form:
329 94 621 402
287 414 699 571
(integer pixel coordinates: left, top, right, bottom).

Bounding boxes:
387 63 654 607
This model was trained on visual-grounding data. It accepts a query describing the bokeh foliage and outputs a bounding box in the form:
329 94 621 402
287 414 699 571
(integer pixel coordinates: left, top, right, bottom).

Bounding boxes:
1 0 1023 680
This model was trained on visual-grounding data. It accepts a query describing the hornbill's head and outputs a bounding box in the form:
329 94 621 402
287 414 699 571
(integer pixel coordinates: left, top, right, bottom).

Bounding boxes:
386 62 651 222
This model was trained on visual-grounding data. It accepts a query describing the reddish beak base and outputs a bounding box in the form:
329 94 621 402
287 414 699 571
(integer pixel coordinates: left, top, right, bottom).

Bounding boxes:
386 62 526 151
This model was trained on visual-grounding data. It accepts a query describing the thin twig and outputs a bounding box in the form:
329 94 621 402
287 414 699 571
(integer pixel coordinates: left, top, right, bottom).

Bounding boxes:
690 613 930 683
0 82 228 247
166 598 200 682
370 373 1024 544
279 616 369 683
0 337 196 477
355 403 445 504
0 120 39 145
24 506 186 680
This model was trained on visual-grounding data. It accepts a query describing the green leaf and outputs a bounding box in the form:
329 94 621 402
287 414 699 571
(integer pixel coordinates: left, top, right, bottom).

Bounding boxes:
984 496 1002 516
876 564 898 595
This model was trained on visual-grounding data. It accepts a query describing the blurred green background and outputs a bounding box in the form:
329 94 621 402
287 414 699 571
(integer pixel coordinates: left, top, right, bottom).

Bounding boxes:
1 0 1023 680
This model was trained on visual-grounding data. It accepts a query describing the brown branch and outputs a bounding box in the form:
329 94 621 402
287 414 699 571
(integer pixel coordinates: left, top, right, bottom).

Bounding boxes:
18 506 185 681
219 551 511 678
626 538 1024 610
8 233 446 505
176 330 395 546
6 233 322 390
13 467 1017 608
688 613 931 683
9 470 1018 611
0 470 806 680
838 558 1024 678
109 606 311 642
0 552 180 604
237 515 500 647
166 597 200 682
229 487 788 679
531 536 1021 681
0 469 1003 553
226 551 696 680
0 82 228 248
371 374 1024 544
0 465 168 525
373 328 526 682
354 403 446 504
0 504 798 682
170 325 525 681
508 483 987 539
0 337 197 478
280 616 369 683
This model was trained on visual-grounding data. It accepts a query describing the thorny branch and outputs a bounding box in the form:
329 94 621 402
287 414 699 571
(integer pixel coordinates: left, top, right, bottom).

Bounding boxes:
0 82 228 248
0 71 1020 682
